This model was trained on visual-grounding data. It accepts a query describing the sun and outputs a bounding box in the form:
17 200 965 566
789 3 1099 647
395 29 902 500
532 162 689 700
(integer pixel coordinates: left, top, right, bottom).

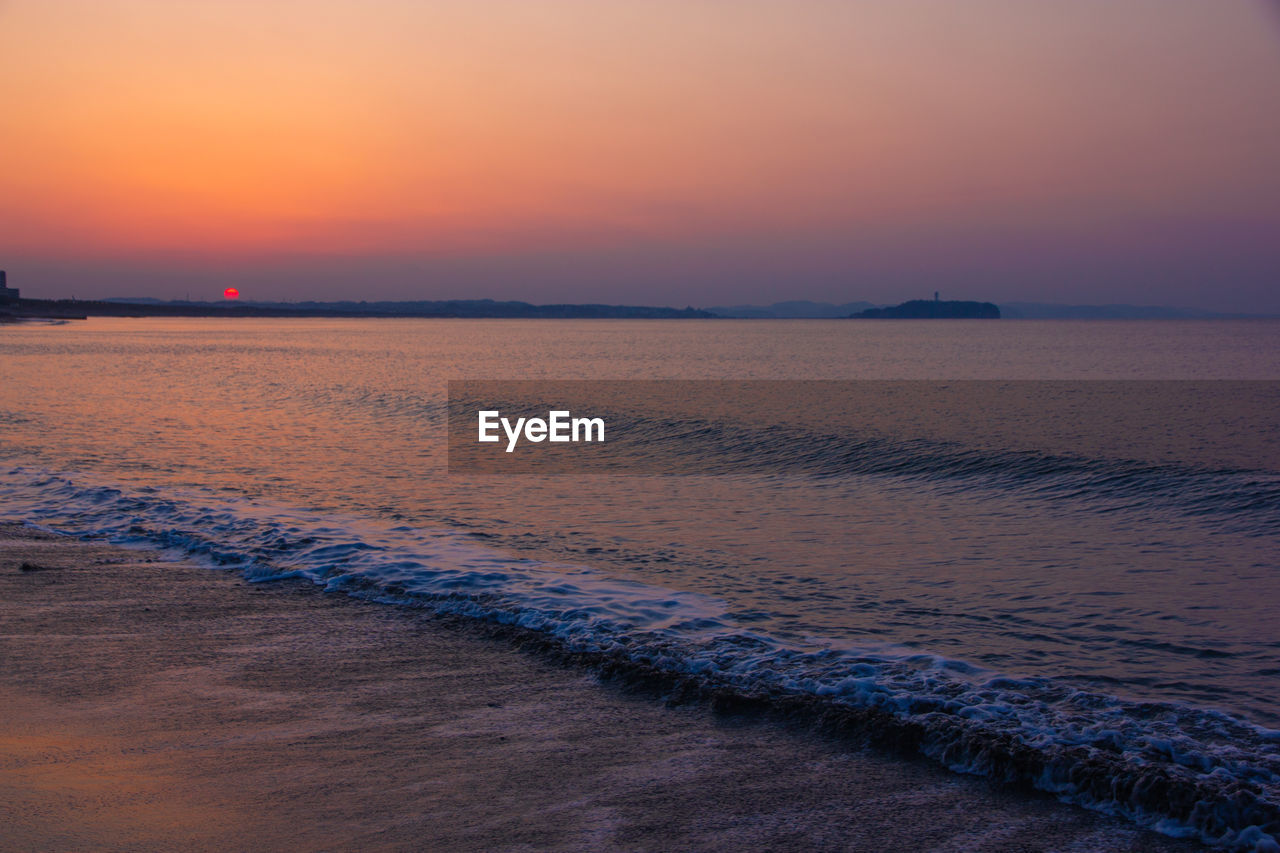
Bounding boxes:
223 287 240 300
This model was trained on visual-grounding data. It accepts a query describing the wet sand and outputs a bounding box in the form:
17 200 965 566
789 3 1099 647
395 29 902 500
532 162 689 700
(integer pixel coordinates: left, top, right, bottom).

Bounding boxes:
0 522 1195 852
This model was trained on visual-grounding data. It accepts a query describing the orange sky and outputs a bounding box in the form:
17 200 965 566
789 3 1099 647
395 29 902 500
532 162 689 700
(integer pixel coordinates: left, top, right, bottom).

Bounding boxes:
3 0 1280 308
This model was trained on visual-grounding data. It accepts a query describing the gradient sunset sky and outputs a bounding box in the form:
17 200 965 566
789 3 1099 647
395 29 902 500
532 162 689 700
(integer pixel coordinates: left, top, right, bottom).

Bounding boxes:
3 1 1279 310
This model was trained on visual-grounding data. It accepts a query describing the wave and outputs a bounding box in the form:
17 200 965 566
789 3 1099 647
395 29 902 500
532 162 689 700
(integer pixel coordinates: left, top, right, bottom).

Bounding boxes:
539 409 1280 531
2 466 1278 850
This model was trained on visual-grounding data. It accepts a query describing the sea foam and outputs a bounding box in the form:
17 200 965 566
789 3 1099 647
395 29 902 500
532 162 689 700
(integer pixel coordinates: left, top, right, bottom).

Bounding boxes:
2 465 1277 850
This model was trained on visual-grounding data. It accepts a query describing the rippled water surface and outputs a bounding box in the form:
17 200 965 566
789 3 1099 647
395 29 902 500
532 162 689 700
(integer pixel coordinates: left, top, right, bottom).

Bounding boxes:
2 317 1278 846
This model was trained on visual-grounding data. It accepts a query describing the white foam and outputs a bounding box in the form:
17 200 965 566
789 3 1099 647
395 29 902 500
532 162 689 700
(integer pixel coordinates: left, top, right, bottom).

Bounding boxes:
3 465 1277 849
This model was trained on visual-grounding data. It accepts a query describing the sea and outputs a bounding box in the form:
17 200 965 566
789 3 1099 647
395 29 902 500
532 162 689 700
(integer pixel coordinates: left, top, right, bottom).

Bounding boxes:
1 317 1277 849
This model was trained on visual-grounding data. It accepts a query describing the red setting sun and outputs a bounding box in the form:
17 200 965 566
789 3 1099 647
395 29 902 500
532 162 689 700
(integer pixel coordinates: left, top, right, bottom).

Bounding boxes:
223 287 240 300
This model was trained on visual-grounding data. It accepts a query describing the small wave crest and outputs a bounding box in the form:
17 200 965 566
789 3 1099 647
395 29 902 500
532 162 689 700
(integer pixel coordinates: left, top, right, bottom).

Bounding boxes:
2 465 1277 850
580 411 1280 532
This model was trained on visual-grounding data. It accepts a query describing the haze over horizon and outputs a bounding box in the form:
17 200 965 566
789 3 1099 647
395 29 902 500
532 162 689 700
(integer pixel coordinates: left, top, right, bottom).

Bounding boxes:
3 1 1279 312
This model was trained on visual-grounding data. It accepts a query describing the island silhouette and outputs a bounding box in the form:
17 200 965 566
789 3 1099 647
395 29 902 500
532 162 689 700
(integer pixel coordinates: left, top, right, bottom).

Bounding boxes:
851 299 1000 319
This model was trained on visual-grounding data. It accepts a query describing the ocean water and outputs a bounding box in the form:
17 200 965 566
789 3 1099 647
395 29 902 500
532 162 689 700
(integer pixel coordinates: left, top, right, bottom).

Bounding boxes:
1 317 1278 849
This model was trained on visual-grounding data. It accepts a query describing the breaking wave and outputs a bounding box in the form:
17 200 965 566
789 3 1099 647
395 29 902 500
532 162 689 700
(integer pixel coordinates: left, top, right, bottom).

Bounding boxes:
2 465 1278 850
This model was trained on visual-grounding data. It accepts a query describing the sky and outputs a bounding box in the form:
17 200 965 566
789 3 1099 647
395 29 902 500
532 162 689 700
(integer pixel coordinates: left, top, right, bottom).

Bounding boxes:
2 0 1279 310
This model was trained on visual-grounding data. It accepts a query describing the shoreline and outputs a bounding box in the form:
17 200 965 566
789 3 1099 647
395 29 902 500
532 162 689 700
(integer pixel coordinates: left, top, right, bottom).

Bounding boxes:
0 521 1195 851
2 298 714 321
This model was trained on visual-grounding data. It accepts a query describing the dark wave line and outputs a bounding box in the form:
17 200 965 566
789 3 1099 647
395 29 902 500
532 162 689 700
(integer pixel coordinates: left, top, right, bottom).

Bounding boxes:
569 409 1280 529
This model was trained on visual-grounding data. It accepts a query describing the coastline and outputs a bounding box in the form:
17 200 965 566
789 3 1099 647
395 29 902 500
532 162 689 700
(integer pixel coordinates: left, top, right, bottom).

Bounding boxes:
0 522 1193 851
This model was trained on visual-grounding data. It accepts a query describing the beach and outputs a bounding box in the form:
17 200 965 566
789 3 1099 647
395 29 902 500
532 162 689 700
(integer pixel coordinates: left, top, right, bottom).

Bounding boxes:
2 319 1278 848
0 522 1195 851
7 0 1279 846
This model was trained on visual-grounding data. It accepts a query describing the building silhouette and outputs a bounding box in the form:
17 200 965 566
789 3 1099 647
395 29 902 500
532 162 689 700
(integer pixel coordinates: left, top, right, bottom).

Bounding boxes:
0 270 19 303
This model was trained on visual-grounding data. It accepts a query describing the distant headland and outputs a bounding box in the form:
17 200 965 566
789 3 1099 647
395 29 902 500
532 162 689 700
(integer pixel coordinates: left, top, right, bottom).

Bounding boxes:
4 271 1271 323
1 295 714 321
706 296 1002 319
850 298 1000 319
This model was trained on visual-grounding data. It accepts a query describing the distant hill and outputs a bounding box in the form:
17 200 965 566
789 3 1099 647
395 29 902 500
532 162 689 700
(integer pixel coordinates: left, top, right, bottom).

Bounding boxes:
705 298 1275 320
705 300 876 319
25 296 1275 321
46 298 715 319
852 299 1000 319
998 302 1271 320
